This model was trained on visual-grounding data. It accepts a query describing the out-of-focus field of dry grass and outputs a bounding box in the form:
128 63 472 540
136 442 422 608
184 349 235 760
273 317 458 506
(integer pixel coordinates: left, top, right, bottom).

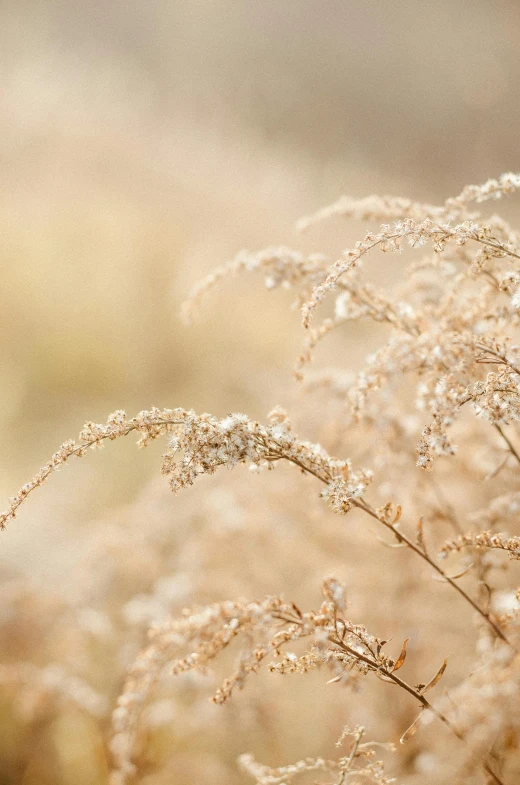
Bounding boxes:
1 2 520 783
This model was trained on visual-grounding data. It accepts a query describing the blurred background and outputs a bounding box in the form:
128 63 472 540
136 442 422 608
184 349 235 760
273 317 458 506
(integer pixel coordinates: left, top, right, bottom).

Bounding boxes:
1 2 520 783
2 0 520 494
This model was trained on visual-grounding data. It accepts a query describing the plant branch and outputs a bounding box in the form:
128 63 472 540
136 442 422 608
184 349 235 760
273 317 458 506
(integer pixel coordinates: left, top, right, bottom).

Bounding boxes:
330 636 504 785
494 423 520 468
271 449 515 650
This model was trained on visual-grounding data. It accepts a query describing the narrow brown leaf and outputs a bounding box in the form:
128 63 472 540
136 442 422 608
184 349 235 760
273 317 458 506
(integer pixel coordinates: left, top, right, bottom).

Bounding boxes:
392 637 410 672
376 639 388 656
291 602 303 618
423 658 448 693
416 517 426 552
448 562 474 580
375 536 406 549
400 709 424 744
392 504 402 524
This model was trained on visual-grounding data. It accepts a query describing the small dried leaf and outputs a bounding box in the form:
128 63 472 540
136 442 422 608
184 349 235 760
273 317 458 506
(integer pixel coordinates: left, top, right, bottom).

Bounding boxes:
392 505 402 524
376 672 398 684
376 639 388 656
291 602 303 618
400 709 424 744
392 637 410 672
448 562 474 580
326 674 343 685
481 582 492 605
423 658 448 693
375 536 406 549
416 517 426 553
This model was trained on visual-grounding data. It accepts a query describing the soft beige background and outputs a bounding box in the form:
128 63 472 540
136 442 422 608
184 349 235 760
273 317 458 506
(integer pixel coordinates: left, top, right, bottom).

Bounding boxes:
2 0 519 496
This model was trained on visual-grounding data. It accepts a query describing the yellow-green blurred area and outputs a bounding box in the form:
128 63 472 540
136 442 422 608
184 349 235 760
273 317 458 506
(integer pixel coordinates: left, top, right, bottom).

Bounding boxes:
1 2 520 784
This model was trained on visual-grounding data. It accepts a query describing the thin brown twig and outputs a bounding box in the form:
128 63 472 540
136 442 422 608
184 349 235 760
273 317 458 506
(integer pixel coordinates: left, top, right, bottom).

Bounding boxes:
494 423 520 468
338 726 365 785
474 342 520 379
270 447 515 650
274 604 504 785
330 637 504 785
354 498 514 649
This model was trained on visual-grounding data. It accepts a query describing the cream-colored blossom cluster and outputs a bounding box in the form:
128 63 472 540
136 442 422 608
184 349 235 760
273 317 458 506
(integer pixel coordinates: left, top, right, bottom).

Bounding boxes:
0 407 365 528
109 578 439 784
181 246 330 322
440 530 520 560
238 725 395 785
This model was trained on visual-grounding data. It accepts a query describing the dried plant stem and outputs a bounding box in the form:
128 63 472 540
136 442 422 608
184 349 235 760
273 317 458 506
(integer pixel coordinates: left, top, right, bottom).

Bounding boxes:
303 222 520 328
336 281 421 337
0 415 182 530
3 412 512 651
475 343 520 379
356 499 514 650
478 237 520 264
494 423 520 468
273 605 504 785
330 637 505 785
268 448 514 649
339 726 364 783
332 637 456 733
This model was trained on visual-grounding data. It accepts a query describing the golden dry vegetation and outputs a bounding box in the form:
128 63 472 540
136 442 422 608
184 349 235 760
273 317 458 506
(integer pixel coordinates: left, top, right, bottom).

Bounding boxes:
2 4 520 785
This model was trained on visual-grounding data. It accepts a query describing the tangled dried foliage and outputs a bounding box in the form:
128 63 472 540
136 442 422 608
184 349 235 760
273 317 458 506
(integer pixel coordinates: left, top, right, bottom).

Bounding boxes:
4 174 520 784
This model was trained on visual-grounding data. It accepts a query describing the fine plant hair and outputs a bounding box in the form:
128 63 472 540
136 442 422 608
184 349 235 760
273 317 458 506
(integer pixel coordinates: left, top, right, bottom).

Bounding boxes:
4 173 520 784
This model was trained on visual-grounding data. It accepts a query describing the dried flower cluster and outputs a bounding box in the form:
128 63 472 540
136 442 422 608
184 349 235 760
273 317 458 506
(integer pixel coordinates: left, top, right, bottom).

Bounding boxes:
3 174 520 784
238 725 396 785
440 530 520 560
